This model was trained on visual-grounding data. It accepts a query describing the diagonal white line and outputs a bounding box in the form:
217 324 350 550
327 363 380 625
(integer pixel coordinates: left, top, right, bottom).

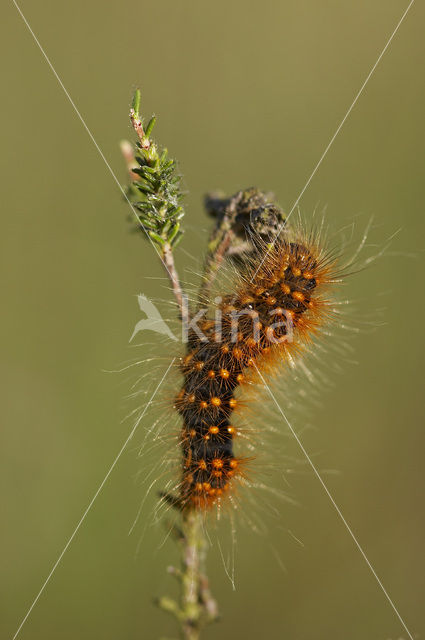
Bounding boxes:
11 0 173 278
254 364 414 640
285 0 415 224
252 0 415 281
11 359 175 640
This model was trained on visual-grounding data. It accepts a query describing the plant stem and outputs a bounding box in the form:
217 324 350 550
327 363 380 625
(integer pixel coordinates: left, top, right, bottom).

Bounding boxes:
181 511 206 640
198 190 243 307
158 509 218 640
162 242 185 319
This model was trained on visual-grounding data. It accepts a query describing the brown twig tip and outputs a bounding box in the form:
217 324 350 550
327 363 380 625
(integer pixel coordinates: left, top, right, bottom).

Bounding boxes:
129 107 150 149
119 139 139 180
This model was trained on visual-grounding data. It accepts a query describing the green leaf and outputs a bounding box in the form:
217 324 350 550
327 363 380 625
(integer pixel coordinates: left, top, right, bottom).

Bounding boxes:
132 89 141 117
168 222 180 243
148 230 165 246
145 115 156 137
171 230 183 247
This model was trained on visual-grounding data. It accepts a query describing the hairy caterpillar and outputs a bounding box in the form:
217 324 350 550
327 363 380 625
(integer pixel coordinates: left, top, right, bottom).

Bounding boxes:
173 207 340 511
122 103 344 518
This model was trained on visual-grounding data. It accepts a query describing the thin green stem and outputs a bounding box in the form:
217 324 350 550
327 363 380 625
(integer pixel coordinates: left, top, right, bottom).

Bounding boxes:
158 510 218 640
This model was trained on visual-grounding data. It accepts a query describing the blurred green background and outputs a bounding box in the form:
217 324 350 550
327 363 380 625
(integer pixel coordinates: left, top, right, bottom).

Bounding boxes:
1 1 424 638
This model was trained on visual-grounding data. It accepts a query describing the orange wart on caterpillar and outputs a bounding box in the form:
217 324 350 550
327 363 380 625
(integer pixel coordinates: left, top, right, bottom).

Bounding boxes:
121 90 354 640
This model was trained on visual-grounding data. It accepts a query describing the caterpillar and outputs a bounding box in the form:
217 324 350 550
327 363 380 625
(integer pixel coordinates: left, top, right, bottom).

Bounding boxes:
174 215 339 511
122 100 345 517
